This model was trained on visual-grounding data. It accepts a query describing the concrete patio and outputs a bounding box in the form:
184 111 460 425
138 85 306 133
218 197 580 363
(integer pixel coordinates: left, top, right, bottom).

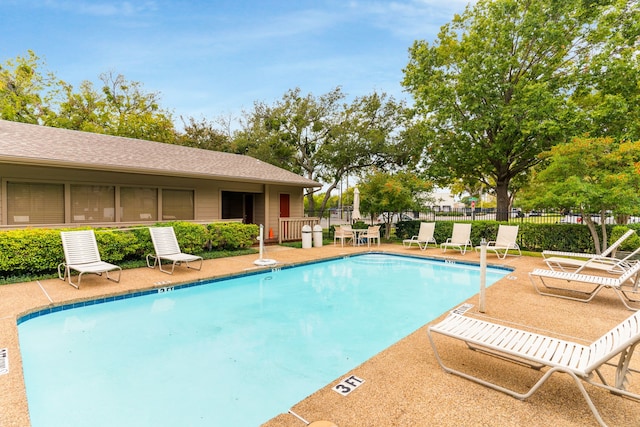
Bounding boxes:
0 243 638 426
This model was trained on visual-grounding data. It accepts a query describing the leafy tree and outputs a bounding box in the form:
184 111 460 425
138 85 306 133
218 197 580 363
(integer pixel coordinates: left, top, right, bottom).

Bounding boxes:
571 0 640 140
304 191 335 213
48 80 109 133
94 72 176 142
402 0 637 221
234 87 409 216
178 115 234 151
1 52 177 143
359 171 433 239
0 50 61 124
521 137 640 253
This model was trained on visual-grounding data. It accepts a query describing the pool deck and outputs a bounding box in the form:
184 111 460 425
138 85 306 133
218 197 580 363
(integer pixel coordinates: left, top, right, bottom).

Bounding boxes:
1 243 638 426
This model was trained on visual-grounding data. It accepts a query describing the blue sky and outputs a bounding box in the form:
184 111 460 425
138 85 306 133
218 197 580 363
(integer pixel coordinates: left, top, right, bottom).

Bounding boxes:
2 0 475 123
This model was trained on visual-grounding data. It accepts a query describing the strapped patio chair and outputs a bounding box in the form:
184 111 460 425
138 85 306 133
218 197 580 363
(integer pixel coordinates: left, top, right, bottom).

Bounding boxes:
146 226 203 274
440 223 472 255
57 229 122 289
333 225 354 247
403 222 436 250
542 229 636 274
428 310 640 427
362 225 381 247
475 224 521 259
529 261 640 311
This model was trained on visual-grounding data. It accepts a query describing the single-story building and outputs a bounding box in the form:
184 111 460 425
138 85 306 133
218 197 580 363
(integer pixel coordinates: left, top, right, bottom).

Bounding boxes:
429 191 465 212
0 119 321 241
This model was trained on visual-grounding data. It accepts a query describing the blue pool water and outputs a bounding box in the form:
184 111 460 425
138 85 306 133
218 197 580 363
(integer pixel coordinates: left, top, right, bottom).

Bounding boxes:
18 253 509 426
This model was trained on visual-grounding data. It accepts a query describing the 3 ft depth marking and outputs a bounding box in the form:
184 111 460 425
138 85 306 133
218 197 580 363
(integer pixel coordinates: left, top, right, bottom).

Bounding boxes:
332 375 365 396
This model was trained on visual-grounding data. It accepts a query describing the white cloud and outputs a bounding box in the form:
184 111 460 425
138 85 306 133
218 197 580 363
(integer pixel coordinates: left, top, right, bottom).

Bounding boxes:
341 0 477 39
40 0 158 17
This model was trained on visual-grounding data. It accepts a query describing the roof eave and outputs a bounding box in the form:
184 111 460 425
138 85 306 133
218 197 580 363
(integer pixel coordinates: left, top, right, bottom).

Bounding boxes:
0 156 322 188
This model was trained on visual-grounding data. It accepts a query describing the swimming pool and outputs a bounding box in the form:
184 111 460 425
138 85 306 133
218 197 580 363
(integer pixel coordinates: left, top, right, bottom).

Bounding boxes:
18 253 510 426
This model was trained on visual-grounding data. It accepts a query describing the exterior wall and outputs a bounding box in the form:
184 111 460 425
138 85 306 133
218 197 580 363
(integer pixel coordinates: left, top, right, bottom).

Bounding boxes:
264 185 305 238
253 193 266 228
0 163 306 229
430 191 465 211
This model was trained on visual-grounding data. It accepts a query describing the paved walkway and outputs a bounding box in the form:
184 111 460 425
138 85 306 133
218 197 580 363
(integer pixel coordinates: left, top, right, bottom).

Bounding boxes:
1 243 638 426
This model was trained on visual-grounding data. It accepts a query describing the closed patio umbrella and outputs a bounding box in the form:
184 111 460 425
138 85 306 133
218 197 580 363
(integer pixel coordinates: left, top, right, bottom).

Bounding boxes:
352 187 362 221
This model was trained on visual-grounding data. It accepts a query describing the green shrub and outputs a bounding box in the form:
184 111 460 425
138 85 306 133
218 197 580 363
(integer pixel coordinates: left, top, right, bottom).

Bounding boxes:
0 222 260 279
0 228 63 276
427 221 640 253
395 220 420 240
610 225 640 252
129 227 155 258
164 222 210 254
94 229 140 263
208 222 259 250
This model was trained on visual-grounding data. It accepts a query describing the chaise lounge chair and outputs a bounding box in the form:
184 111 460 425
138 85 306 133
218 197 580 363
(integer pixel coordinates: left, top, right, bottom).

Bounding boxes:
529 261 640 311
146 226 203 274
542 229 636 274
440 223 472 255
403 222 437 250
544 246 640 275
428 310 640 427
57 229 122 289
474 224 521 259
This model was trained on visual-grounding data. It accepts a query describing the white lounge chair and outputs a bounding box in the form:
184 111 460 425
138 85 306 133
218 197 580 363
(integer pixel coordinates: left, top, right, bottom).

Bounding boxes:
403 222 436 250
146 227 203 274
57 229 122 289
428 310 640 427
542 229 636 274
333 225 353 247
440 223 472 255
529 261 640 311
544 246 640 275
475 225 521 259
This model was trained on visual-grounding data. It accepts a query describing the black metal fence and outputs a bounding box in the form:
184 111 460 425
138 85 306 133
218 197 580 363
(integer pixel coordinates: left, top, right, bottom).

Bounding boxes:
309 208 640 226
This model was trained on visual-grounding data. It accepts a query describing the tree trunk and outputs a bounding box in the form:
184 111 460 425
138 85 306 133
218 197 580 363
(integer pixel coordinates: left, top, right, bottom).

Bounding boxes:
598 210 608 252
306 192 316 216
495 180 510 222
582 213 602 255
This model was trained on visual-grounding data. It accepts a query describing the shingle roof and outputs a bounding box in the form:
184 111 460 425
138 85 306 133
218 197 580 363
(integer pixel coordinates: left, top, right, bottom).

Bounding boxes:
0 120 320 187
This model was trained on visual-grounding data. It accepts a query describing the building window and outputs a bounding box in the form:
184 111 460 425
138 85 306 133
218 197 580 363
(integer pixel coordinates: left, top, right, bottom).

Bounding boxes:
120 187 157 221
70 185 116 223
162 189 194 220
7 182 64 225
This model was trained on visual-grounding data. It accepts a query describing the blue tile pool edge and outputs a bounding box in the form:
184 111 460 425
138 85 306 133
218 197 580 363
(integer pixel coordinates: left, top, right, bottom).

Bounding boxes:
16 251 514 325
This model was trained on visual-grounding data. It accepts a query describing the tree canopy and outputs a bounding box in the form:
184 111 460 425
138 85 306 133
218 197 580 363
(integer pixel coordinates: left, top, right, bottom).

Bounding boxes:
0 54 176 143
0 50 60 124
402 0 639 220
359 170 433 238
522 137 640 252
233 87 411 215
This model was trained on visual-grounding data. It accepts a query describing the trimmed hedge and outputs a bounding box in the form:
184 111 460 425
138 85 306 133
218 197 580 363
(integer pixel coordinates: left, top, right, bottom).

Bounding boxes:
0 228 64 276
395 220 640 253
208 222 260 250
0 222 259 278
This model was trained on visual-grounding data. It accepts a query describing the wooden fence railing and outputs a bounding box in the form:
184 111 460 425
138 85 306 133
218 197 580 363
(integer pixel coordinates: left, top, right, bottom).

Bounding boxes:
279 217 320 243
